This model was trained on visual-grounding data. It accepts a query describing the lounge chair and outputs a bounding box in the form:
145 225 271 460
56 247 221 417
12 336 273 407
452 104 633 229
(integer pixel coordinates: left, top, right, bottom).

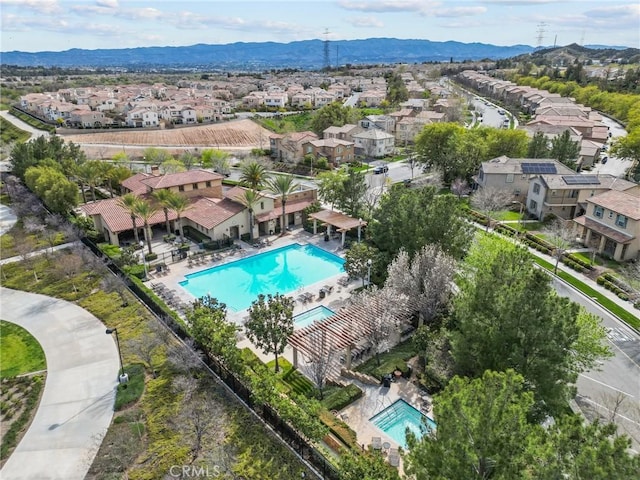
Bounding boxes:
371 437 382 450
388 451 400 467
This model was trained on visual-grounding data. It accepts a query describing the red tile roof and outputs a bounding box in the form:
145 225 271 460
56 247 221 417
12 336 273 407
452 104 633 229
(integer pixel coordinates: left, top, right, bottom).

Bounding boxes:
184 197 245 229
121 172 152 195
140 169 223 189
255 199 313 222
81 197 175 233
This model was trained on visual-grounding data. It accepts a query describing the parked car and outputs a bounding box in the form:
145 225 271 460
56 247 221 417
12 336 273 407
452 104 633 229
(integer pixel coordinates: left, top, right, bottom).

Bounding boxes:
373 164 389 174
601 156 608 164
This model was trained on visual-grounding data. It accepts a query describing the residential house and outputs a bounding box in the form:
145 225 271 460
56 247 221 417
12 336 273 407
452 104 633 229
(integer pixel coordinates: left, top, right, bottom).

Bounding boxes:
573 190 640 261
68 109 109 128
358 90 386 107
301 138 355 166
269 131 319 163
359 114 396 134
126 108 159 128
352 129 395 158
323 124 362 142
526 174 639 221
474 156 576 204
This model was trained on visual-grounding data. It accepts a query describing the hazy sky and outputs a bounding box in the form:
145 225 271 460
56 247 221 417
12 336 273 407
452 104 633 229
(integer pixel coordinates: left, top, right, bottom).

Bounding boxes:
1 0 638 53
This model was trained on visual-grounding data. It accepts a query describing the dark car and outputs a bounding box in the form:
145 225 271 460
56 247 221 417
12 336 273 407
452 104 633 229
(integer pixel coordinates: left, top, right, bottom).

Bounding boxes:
373 165 389 174
601 156 608 164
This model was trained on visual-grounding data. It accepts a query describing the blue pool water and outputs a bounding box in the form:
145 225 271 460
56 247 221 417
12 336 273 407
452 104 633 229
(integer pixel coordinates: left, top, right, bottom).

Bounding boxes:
370 399 436 449
179 243 344 312
293 305 335 328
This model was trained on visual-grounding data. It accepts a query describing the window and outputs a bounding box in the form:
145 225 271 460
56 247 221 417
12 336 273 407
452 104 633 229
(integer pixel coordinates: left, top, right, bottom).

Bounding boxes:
178 185 185 192
616 215 628 228
506 173 514 183
260 201 264 210
193 183 199 190
529 199 538 210
533 183 540 194
551 190 557 197
478 170 484 181
593 206 603 218
206 181 211 187
569 190 578 198
608 211 614 218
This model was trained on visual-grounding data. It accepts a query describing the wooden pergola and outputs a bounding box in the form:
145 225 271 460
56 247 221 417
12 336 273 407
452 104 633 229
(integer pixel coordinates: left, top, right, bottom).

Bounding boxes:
308 210 367 247
289 301 413 371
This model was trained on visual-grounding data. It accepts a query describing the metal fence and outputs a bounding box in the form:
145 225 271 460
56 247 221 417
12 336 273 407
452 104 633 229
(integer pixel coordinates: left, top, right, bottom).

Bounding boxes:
81 236 341 479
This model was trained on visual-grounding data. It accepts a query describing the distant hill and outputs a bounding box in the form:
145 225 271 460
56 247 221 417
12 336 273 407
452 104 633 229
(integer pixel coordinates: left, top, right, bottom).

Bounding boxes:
1 38 536 70
519 43 640 65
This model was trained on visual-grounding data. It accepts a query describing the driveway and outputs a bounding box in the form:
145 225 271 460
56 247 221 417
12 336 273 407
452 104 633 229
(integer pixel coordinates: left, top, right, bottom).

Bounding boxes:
0 287 119 480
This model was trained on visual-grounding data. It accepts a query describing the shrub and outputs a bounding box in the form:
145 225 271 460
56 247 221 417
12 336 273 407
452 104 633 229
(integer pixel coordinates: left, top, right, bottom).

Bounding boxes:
318 409 359 450
144 252 158 261
597 276 605 285
321 384 364 412
618 293 629 301
634 301 640 310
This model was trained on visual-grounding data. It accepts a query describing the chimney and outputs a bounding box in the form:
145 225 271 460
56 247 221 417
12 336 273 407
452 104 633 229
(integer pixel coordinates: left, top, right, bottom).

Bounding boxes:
150 165 160 175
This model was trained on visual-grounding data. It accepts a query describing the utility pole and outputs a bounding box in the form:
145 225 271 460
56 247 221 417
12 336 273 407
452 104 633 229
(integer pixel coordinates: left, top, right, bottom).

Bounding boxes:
323 28 330 71
536 22 547 48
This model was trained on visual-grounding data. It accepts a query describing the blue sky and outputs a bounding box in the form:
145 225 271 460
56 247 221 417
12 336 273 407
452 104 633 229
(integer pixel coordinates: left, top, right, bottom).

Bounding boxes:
1 0 638 53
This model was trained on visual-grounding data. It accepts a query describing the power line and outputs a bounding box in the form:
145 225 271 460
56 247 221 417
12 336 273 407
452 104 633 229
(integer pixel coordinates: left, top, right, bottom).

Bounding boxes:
323 28 330 70
536 22 548 47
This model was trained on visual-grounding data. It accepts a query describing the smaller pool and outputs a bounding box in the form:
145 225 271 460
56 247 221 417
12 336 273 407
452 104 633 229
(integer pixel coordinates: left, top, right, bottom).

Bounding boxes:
293 305 335 328
370 399 435 449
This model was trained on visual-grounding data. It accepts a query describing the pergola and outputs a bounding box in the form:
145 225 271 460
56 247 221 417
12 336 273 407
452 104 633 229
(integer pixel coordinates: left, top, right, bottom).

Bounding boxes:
308 210 367 247
288 301 413 371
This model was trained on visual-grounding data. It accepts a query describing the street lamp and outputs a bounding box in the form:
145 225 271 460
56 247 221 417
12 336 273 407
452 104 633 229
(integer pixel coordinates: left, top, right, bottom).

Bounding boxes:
512 200 524 230
105 328 129 384
358 218 362 242
366 258 372 287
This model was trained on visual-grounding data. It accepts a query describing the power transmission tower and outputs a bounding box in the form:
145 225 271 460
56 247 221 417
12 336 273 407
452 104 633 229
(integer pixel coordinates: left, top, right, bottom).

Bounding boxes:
536 22 547 47
323 28 330 70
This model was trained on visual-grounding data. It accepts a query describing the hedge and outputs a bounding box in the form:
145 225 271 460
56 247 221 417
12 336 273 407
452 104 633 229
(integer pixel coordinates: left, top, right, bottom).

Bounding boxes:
321 384 364 412
318 408 359 450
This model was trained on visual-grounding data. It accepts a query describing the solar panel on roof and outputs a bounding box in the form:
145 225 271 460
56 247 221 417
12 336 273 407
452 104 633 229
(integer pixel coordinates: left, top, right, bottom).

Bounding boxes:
562 175 601 185
521 162 557 174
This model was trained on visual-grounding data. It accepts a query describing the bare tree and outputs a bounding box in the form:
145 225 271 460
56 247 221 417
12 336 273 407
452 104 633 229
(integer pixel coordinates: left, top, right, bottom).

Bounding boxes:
450 177 471 199
301 328 337 399
349 286 410 366
471 186 513 231
42 214 65 254
54 250 85 292
101 271 130 306
126 327 164 378
362 184 385 217
544 218 577 274
385 245 457 326
14 235 38 281
166 338 204 375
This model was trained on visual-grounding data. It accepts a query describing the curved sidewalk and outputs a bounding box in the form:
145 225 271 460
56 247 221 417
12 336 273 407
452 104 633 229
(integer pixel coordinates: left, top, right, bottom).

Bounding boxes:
0 287 119 480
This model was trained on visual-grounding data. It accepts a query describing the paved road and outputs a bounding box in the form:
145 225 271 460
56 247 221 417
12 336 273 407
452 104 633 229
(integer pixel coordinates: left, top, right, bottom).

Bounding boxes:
551 278 640 450
590 115 632 177
0 287 119 480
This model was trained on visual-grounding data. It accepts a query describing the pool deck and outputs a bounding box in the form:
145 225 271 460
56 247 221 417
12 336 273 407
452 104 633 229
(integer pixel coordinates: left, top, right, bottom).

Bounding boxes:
339 377 433 472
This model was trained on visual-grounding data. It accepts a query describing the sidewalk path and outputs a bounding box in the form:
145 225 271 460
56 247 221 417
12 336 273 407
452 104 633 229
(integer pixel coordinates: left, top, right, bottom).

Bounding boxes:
0 287 119 480
0 204 17 235
0 241 79 265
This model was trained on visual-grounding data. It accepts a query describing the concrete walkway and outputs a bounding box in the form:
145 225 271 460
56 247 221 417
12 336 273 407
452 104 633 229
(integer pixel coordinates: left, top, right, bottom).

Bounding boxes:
0 241 80 265
0 287 120 480
0 204 17 236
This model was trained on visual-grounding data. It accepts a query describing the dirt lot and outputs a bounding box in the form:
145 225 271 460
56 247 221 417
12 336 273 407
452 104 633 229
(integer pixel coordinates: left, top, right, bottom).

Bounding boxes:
59 119 273 158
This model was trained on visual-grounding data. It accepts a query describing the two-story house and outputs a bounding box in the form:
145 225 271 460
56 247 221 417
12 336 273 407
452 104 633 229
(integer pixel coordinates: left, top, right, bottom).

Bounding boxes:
352 129 395 158
301 138 355 166
269 131 319 163
573 190 640 261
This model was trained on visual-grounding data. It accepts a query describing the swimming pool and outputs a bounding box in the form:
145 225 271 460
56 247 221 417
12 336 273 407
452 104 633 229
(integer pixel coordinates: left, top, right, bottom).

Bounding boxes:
179 243 344 312
370 399 436 449
293 305 335 328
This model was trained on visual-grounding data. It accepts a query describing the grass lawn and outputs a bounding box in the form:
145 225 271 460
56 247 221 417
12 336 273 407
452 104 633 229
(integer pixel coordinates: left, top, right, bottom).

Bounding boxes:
493 210 522 221
114 363 145 411
355 339 417 380
511 221 544 232
532 256 640 330
571 251 623 271
0 320 46 378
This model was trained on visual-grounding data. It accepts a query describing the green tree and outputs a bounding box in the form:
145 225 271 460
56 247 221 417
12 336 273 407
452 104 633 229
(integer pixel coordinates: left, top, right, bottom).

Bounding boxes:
266 175 298 235
245 293 294 373
160 158 186 174
450 235 610 417
338 451 401 480
187 295 241 372
236 189 260 242
550 130 580 170
344 242 378 287
76 160 104 202
239 159 268 191
527 131 551 158
309 102 360 135
151 189 176 235
316 169 347 210
415 122 465 181
335 168 367 217
369 186 473 260
117 193 141 245
24 165 78 214
179 151 197 170
485 128 529 159
142 147 173 167
405 370 537 480
166 193 190 239
132 199 158 254
611 129 640 181
385 71 409 105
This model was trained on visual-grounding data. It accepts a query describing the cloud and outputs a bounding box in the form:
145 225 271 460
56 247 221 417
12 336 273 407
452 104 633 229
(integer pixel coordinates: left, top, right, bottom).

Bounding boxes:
481 0 568 4
433 6 487 17
583 3 640 19
337 0 439 13
346 15 385 28
1 0 61 14
96 0 118 7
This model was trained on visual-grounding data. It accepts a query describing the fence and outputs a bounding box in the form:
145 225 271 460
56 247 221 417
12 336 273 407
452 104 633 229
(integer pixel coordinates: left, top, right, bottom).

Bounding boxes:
81 236 341 479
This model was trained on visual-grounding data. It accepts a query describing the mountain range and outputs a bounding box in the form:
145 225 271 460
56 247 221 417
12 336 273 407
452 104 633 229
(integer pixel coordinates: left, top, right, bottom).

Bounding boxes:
2 38 538 70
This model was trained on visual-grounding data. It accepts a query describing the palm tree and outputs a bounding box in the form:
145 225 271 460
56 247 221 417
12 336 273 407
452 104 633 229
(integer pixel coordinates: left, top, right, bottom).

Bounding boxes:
117 193 141 245
132 199 158 254
237 189 260 242
166 193 190 241
240 160 268 191
151 189 175 235
267 175 298 235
